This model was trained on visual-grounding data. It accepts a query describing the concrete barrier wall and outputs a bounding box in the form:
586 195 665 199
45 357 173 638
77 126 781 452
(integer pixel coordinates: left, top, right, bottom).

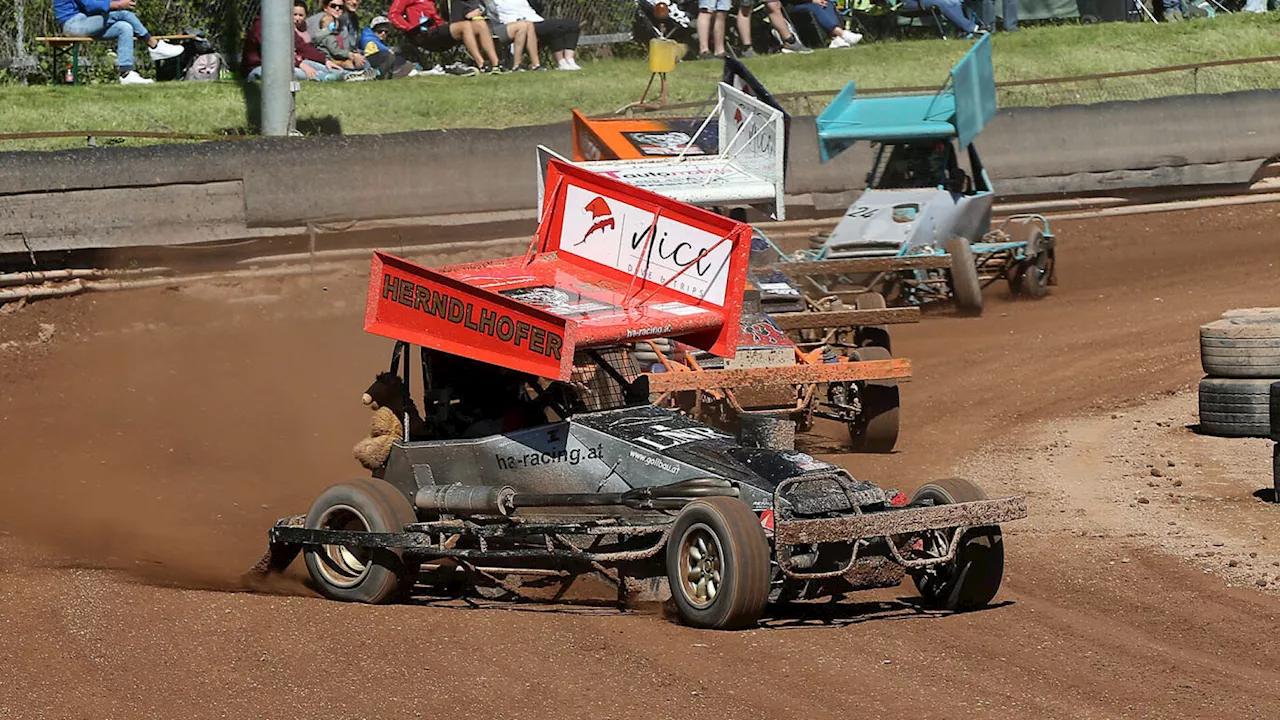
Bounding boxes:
2 90 1278 254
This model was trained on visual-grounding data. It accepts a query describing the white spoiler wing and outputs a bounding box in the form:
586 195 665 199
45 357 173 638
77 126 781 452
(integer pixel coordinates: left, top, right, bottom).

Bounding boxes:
538 83 787 220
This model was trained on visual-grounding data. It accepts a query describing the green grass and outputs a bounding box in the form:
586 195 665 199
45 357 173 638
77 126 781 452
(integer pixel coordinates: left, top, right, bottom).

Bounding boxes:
2 13 1278 152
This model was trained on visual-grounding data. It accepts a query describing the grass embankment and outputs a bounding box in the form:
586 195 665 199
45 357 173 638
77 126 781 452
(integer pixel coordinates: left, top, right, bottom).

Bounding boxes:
1 13 1277 152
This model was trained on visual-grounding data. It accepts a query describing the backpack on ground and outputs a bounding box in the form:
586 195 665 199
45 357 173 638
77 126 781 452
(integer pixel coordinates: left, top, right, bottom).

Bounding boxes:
184 52 225 81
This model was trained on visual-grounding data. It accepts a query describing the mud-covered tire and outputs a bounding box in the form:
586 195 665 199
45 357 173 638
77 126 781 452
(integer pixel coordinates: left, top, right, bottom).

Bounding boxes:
1200 319 1280 379
847 345 900 454
945 237 983 316
1221 307 1280 323
666 498 770 630
910 478 1004 611
1197 377 1278 438
854 292 892 352
303 478 419 604
1016 231 1051 299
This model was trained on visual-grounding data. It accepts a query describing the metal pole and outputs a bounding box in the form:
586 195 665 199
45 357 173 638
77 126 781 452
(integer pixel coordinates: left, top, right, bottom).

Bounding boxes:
15 0 26 58
261 0 294 137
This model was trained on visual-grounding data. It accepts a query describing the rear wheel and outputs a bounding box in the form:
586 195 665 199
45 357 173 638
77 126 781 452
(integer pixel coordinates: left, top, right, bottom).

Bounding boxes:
303 478 419 604
909 478 1004 611
945 237 983 316
666 498 770 629
847 345 899 454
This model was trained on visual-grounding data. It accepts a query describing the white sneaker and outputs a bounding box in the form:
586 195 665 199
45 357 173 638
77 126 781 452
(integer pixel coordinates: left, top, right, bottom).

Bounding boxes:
148 40 184 61
828 35 850 49
841 30 863 46
558 58 580 71
119 70 154 85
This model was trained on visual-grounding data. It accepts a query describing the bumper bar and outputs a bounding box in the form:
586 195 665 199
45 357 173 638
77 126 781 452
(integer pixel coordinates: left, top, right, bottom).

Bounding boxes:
773 496 1028 545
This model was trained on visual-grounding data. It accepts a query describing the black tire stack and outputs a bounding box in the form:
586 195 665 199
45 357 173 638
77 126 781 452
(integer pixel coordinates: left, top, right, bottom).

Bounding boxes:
1197 309 1280 439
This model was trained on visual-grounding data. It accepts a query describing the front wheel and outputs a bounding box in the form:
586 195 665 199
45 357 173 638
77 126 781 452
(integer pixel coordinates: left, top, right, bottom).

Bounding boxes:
303 478 419 604
666 498 771 629
909 478 1004 611
945 237 983 316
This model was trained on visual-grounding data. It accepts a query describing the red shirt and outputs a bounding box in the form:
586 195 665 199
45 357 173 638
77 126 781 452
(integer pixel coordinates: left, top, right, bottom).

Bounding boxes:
388 0 444 32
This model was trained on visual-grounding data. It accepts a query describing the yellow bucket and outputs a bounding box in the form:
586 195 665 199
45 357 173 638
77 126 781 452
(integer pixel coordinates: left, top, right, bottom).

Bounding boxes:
648 38 679 73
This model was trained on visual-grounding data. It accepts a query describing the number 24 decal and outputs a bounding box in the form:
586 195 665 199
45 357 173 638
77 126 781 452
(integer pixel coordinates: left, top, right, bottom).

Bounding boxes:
847 206 878 219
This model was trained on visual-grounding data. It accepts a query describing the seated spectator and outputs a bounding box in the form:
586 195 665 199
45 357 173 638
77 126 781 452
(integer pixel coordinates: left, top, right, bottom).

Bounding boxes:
387 0 493 75
898 0 983 36
241 4 344 82
489 0 581 70
454 0 526 72
360 15 399 78
735 0 809 56
789 0 862 49
292 1 346 80
307 0 359 49
976 0 1017 31
309 0 371 74
52 0 184 85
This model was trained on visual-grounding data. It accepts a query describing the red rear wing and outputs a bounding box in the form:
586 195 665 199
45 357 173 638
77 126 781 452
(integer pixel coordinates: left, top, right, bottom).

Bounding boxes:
365 159 752 380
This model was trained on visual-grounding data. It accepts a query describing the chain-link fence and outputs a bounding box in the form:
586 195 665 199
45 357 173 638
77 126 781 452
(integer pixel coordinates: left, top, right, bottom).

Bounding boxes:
1 0 638 81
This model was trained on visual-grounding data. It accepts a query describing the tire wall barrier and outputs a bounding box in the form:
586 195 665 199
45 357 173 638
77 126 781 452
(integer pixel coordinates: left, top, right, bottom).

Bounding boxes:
1198 311 1280 439
2 90 1280 254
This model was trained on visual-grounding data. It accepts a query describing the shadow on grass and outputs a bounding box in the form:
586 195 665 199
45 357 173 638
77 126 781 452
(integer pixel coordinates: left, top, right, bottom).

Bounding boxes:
230 79 343 137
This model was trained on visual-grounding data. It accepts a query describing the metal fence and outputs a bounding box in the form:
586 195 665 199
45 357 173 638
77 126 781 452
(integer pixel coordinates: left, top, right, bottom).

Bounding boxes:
0 0 638 78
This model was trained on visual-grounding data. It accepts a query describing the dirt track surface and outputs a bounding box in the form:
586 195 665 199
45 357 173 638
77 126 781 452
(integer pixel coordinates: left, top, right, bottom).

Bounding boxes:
2 204 1280 718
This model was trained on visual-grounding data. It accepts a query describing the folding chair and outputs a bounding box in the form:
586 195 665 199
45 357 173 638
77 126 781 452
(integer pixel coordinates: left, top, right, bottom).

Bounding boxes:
894 2 949 39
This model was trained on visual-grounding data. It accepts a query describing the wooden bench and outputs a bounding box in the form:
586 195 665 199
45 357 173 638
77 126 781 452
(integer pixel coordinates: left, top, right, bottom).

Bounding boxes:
36 34 195 85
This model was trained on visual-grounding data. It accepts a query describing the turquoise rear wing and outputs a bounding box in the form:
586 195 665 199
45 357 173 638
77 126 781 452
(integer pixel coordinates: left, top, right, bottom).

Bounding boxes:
816 34 995 163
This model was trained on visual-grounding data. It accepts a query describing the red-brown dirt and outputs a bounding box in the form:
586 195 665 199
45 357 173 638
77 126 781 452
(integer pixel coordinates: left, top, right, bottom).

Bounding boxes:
2 203 1279 719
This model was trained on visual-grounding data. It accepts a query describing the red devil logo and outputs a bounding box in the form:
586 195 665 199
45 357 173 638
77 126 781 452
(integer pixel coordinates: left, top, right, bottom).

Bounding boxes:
579 197 615 245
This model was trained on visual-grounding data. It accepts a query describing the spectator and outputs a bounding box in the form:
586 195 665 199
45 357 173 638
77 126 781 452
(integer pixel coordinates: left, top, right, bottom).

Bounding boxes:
309 0 370 72
488 0 582 71
339 0 363 48
51 0 184 84
696 0 729 59
292 1 345 80
306 0 357 47
789 0 862 49
897 0 983 35
359 15 398 78
976 0 1017 31
387 0 492 74
454 0 523 72
734 0 809 57
242 5 344 82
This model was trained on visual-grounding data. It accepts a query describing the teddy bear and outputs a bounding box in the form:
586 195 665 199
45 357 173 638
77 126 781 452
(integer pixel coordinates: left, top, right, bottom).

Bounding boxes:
353 372 428 471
